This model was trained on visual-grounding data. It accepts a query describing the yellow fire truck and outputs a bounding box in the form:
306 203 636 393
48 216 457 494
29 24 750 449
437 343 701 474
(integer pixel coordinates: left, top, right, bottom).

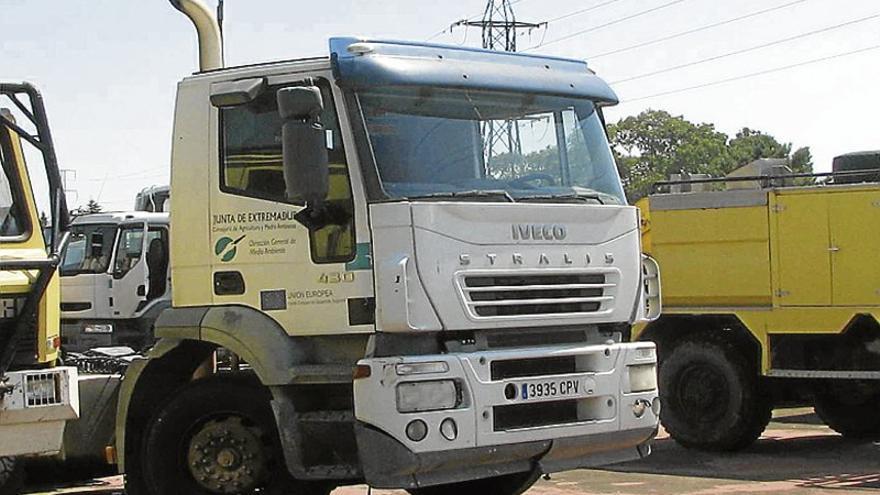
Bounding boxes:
0 83 79 493
635 160 880 451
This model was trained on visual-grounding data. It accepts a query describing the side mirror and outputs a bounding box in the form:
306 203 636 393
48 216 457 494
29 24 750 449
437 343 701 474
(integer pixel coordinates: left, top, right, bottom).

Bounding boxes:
277 86 329 208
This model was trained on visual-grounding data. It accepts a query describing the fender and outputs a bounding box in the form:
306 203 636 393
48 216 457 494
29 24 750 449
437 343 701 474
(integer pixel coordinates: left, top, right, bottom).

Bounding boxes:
115 305 367 471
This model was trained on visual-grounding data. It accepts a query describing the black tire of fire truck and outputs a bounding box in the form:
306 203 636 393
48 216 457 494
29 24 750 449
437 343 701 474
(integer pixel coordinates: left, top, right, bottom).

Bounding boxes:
140 375 332 495
659 334 771 451
0 457 24 495
814 384 880 440
406 468 541 495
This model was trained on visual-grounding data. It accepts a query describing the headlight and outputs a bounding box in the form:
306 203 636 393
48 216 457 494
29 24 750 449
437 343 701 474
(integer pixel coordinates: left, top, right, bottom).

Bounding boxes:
396 380 460 413
628 364 657 393
83 323 113 334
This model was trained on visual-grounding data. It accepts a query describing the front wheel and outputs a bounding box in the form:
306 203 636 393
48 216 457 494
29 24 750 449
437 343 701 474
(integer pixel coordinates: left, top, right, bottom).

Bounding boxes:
815 382 880 440
0 457 24 495
406 469 540 495
141 375 330 495
659 335 771 451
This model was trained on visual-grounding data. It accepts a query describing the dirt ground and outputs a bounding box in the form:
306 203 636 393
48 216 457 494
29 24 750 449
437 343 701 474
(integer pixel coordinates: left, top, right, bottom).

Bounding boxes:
24 408 880 495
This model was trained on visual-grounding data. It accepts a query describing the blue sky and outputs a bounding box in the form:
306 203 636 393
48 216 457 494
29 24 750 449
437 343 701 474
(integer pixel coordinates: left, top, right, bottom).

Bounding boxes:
3 0 878 210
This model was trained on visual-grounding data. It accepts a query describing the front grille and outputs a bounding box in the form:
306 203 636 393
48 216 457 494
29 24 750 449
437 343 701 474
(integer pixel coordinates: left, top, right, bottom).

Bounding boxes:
458 271 615 319
493 396 613 431
494 400 579 430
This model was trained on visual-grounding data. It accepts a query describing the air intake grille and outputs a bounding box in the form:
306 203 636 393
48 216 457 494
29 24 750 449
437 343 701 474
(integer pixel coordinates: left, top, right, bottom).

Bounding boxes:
458 271 615 318
25 372 63 407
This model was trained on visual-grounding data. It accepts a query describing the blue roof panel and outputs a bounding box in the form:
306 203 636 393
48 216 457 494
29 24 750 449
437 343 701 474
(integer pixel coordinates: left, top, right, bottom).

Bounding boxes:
329 37 618 105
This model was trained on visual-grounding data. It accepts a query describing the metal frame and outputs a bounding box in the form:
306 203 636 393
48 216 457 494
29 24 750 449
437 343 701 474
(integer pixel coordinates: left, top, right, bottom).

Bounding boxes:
0 82 70 381
650 168 880 194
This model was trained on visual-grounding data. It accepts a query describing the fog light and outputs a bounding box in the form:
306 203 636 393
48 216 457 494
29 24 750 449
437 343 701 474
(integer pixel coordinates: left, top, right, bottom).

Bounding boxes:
83 323 113 334
628 364 657 393
406 420 428 442
632 399 650 418
396 380 459 413
504 383 517 400
440 418 458 441
652 396 661 416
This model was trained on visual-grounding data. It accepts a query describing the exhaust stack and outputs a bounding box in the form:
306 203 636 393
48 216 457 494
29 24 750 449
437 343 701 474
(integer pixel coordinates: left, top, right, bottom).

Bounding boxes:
169 0 223 71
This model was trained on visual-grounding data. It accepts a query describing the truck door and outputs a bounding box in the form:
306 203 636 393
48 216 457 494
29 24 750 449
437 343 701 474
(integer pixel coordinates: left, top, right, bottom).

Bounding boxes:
110 222 148 317
209 74 373 335
60 224 118 318
829 190 880 306
773 191 832 306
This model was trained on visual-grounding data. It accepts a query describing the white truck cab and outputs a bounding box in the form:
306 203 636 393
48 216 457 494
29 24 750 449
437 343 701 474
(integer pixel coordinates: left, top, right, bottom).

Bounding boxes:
60 212 170 352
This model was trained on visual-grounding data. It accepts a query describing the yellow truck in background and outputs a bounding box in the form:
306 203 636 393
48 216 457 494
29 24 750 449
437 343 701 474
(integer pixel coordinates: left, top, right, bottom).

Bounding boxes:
635 158 880 451
0 83 79 494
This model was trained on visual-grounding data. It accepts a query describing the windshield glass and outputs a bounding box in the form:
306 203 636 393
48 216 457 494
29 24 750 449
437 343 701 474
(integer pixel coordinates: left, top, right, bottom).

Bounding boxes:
113 225 145 276
60 223 117 275
357 87 626 204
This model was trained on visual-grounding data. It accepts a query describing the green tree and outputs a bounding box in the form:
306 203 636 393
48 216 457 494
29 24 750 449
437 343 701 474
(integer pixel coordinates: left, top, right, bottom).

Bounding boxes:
790 146 814 174
70 198 103 217
607 110 730 200
608 110 813 200
727 127 790 166
85 199 103 214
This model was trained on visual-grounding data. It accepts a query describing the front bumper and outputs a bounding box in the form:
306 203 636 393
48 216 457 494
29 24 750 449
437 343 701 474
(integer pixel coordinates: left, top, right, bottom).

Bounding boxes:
0 367 80 457
353 341 658 488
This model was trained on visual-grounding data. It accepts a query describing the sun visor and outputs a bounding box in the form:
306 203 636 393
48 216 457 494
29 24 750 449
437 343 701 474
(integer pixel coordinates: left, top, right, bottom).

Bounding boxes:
330 37 619 105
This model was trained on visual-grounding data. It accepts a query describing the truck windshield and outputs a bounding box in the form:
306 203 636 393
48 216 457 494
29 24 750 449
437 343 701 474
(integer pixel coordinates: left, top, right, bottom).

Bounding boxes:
60 224 117 275
356 86 626 204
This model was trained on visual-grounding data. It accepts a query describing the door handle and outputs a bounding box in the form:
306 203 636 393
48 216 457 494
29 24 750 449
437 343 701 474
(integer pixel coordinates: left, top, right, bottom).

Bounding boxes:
828 246 840 252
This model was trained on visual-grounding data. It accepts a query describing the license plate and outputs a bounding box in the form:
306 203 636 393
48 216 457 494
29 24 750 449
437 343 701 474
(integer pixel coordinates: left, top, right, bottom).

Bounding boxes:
521 379 581 400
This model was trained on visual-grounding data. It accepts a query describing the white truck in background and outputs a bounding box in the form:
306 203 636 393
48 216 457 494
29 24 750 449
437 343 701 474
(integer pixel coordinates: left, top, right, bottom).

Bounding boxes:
60 212 170 353
134 185 169 213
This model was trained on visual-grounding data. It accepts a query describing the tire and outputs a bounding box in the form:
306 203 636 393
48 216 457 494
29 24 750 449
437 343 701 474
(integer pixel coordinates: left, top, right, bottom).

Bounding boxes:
141 375 330 495
407 469 540 495
659 334 771 451
814 382 880 440
0 457 24 495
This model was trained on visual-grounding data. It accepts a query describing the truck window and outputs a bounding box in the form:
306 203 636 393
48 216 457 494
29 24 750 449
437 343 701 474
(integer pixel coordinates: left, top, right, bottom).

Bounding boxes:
220 77 355 263
60 224 117 275
0 127 28 238
113 224 145 276
145 227 169 300
356 87 627 204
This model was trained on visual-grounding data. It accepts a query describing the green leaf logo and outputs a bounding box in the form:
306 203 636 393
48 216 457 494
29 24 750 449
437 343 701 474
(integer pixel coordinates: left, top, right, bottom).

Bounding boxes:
214 235 245 262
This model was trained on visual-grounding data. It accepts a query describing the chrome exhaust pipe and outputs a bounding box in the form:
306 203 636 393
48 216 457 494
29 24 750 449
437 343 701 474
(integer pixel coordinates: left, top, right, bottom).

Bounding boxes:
169 0 223 71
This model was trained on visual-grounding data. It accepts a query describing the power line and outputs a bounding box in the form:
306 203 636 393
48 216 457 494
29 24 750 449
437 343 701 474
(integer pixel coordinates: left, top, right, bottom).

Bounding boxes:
544 0 627 25
426 0 526 42
611 12 880 84
523 0 688 51
620 43 880 104
590 0 809 59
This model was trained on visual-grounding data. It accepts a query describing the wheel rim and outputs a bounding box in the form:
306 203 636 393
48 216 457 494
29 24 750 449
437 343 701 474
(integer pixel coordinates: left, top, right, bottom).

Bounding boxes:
186 416 268 494
675 363 730 424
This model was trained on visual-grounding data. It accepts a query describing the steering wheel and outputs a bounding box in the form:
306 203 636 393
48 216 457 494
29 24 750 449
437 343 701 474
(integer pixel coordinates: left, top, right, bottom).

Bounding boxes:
509 173 557 189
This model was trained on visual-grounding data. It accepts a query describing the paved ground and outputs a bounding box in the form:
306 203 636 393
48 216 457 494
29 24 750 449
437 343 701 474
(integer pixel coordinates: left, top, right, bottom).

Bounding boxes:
24 408 880 495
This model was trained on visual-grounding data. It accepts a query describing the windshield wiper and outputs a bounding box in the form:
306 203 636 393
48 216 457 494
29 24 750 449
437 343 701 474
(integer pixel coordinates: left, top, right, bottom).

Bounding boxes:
517 192 606 205
407 189 516 203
